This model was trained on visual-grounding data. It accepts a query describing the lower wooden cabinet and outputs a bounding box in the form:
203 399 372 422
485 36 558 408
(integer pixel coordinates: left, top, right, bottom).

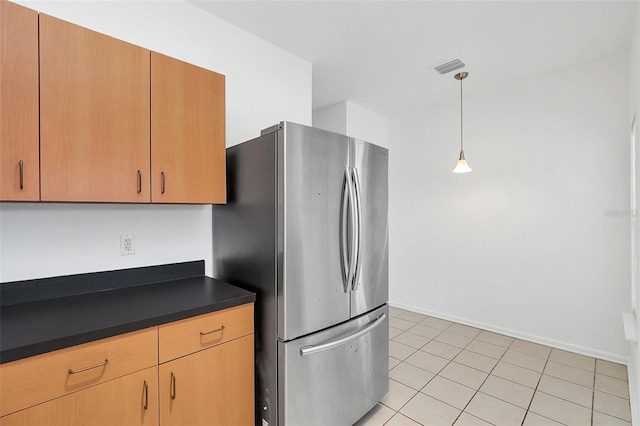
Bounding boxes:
0 303 254 426
0 367 158 426
0 328 158 417
159 335 254 426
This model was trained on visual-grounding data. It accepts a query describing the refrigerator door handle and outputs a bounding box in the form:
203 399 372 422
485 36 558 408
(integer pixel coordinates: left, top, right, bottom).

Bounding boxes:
341 167 357 293
299 313 387 356
351 167 363 291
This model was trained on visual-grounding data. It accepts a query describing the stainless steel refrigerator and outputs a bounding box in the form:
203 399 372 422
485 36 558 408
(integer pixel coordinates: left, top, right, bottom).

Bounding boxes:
213 122 388 426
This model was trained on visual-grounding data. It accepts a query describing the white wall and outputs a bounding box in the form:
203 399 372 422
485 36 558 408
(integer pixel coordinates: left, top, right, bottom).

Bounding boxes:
389 52 631 363
0 0 311 282
314 102 347 136
313 101 389 148
629 4 640 423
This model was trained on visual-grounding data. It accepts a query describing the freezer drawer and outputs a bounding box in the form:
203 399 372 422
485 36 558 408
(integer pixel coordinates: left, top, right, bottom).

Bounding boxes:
277 304 389 426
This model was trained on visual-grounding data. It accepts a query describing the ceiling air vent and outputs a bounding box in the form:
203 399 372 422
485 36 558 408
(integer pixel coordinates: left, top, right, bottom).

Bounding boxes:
433 59 465 75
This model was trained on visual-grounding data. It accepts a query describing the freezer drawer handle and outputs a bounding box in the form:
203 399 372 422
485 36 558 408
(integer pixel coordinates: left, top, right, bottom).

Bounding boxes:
299 313 387 356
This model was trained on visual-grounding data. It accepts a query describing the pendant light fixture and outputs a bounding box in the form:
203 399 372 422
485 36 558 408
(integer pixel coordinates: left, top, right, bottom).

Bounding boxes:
453 71 472 173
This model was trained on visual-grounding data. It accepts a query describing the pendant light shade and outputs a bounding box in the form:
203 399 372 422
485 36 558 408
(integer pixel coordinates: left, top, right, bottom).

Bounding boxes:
453 152 472 174
452 71 472 173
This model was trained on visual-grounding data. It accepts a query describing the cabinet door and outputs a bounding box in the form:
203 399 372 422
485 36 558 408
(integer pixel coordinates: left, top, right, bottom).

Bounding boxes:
159 335 254 426
39 14 150 202
0 366 158 426
0 327 157 417
151 52 226 204
0 0 39 201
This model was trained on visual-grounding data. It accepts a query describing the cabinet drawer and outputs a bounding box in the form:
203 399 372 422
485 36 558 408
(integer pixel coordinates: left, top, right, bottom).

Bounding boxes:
0 366 158 426
0 327 157 417
159 303 253 363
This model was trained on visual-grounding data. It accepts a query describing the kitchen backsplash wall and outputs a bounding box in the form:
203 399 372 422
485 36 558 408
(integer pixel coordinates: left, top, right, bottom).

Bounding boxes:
0 203 211 281
0 0 312 282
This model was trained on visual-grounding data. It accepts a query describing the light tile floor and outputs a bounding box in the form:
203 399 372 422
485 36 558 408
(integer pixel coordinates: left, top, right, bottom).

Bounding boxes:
355 307 633 426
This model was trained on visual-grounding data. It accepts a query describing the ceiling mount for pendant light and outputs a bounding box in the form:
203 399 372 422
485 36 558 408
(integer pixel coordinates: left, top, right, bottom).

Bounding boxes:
453 71 472 174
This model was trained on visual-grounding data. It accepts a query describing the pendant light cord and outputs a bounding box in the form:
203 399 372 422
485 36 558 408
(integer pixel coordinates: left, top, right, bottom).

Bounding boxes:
460 76 464 153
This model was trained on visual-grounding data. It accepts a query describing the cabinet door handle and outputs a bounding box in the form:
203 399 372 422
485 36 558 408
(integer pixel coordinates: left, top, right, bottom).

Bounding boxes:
68 359 109 374
143 380 149 410
19 160 24 190
200 325 225 336
170 372 176 400
161 172 166 194
137 170 142 194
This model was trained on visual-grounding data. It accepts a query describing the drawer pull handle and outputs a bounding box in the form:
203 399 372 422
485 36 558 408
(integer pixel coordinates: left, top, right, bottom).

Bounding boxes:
200 325 225 336
68 359 109 374
143 380 149 410
161 172 166 194
170 372 176 400
137 170 142 194
19 160 24 189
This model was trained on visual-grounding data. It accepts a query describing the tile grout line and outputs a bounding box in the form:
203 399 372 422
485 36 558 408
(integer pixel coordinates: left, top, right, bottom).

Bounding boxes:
456 334 532 426
400 325 560 422
591 368 597 426
451 333 498 424
393 324 527 425
443 328 502 426
520 350 554 426
388 318 473 425
384 317 454 425
385 311 631 426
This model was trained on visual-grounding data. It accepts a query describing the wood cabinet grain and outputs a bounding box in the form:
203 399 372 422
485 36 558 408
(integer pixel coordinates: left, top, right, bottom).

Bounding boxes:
159 335 254 426
159 302 253 363
0 328 157 417
39 14 151 202
151 52 226 204
0 304 253 425
0 367 158 426
0 0 40 201
2 10 226 204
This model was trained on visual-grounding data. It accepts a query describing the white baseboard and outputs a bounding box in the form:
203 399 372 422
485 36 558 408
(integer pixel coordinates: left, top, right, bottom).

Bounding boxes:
390 301 630 365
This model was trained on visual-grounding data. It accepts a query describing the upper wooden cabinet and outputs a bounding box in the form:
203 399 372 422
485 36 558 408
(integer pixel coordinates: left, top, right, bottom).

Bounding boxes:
39 14 151 202
151 52 226 204
1 10 226 204
0 0 40 201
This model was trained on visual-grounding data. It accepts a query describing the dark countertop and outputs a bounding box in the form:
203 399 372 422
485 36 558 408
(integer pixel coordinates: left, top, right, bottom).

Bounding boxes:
0 261 255 364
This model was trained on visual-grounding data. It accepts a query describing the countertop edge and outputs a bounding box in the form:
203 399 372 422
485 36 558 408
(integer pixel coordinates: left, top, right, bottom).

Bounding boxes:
0 293 255 364
0 270 256 365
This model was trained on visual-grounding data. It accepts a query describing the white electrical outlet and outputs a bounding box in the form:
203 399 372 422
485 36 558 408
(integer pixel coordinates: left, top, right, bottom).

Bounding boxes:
120 234 135 256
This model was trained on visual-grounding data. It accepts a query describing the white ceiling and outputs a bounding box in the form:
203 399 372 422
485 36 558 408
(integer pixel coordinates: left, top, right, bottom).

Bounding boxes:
189 0 638 117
